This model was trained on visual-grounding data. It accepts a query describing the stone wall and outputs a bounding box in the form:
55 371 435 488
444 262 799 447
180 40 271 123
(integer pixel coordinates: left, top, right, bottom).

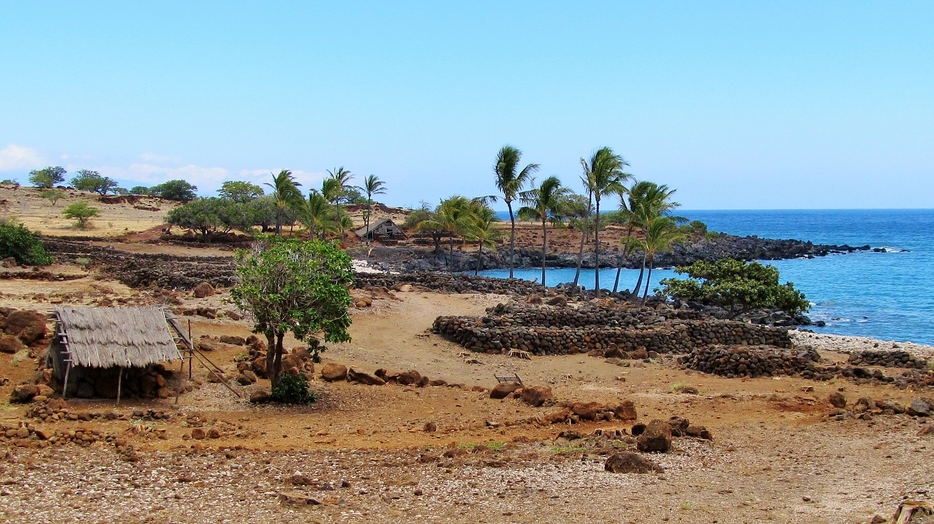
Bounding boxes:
431 303 791 356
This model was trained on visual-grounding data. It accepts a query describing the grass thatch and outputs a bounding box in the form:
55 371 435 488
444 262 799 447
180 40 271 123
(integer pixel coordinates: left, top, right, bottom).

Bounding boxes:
55 306 183 368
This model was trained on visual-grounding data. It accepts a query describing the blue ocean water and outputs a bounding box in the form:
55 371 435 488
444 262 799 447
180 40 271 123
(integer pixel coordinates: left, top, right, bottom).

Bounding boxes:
482 210 934 345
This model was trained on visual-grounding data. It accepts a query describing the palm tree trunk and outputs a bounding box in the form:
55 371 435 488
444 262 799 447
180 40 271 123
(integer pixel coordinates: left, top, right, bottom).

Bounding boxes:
507 201 516 279
612 225 635 293
541 218 547 288
449 235 455 272
632 253 647 301
642 258 655 303
594 199 601 297
572 219 586 290
475 244 483 276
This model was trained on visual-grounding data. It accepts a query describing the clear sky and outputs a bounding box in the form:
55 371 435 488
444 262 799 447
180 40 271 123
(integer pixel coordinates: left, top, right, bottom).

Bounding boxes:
1 1 931 209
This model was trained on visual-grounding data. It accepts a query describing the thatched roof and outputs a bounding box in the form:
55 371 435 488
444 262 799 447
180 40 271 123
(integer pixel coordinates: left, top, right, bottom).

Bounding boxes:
54 306 184 368
355 218 405 238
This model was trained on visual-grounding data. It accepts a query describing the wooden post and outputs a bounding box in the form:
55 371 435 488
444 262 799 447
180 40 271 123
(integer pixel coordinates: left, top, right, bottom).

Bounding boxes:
62 362 72 401
188 320 193 380
115 367 123 407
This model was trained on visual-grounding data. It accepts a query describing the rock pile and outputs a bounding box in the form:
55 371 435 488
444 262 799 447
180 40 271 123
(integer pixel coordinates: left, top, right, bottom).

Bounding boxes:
847 350 929 369
433 302 790 356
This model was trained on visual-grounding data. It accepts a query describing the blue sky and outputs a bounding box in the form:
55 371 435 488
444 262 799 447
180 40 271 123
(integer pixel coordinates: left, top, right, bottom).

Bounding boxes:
1 1 931 209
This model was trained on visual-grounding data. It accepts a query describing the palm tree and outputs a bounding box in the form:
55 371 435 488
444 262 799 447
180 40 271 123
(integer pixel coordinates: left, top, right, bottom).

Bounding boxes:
518 176 569 288
628 181 682 299
301 190 333 240
321 177 343 205
494 145 539 279
362 175 387 247
462 202 501 275
264 170 303 236
580 147 630 296
630 216 684 303
566 190 593 291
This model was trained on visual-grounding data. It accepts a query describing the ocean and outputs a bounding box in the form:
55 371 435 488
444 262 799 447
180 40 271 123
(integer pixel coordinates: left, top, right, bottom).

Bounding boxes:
481 209 934 345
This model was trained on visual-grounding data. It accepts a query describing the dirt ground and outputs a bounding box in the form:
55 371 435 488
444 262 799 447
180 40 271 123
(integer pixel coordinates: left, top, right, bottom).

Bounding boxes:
0 187 932 523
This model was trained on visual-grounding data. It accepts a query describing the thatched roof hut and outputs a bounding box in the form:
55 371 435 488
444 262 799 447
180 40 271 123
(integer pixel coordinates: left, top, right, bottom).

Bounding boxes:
47 306 189 400
355 218 406 240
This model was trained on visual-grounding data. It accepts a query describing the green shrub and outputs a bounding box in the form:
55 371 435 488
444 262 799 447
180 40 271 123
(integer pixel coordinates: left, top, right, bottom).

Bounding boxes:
0 221 52 266
270 373 317 404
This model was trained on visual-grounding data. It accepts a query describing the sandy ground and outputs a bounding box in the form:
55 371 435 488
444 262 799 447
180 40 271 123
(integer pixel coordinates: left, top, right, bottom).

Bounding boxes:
0 187 932 523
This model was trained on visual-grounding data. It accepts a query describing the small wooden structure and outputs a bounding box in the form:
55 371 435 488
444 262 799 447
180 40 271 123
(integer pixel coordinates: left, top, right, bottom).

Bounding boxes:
355 218 406 241
47 306 190 404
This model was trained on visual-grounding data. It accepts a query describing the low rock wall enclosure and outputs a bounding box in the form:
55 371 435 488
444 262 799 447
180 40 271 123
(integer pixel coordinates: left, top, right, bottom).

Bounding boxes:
432 302 791 356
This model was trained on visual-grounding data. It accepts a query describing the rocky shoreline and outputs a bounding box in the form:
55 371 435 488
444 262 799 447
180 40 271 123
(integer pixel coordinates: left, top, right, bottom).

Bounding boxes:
364 233 871 273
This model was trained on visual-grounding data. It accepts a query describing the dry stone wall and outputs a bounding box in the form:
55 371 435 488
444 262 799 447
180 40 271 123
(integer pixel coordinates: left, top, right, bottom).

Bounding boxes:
432 303 791 356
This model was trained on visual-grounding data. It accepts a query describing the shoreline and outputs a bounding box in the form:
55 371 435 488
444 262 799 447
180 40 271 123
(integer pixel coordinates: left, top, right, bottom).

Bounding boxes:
791 330 934 361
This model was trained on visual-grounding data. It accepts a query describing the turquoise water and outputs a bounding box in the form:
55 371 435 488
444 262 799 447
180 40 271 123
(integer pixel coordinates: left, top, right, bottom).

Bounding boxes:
481 210 934 345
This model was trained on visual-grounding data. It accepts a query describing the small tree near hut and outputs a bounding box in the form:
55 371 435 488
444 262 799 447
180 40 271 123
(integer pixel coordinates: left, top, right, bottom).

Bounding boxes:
231 237 353 387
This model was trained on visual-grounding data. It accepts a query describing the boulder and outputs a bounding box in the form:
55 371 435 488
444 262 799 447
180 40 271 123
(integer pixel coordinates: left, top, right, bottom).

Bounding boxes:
571 402 601 421
397 370 423 386
197 338 222 352
828 392 847 409
0 334 24 354
193 282 215 298
637 419 672 453
249 390 271 403
490 382 522 399
347 368 385 386
604 347 626 360
520 386 553 407
219 335 246 346
3 310 47 345
321 363 348 382
10 383 38 403
684 425 713 440
614 401 638 421
604 452 665 474
907 399 932 417
545 295 567 307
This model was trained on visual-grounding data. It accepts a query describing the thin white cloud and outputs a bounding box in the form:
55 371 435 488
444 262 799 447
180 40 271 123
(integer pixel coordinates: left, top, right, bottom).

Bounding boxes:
0 144 46 172
97 163 230 193
140 152 181 163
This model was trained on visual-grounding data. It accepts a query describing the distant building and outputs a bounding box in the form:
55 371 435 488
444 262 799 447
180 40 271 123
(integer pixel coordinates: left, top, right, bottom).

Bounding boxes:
355 218 406 241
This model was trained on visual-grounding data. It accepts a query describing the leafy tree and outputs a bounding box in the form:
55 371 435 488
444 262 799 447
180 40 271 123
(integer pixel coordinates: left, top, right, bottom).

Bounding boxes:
248 195 279 232
660 258 810 319
518 176 570 287
62 201 100 229
129 186 151 195
39 188 65 206
231 237 353 387
150 180 197 202
0 220 52 265
580 147 630 296
219 180 264 203
71 170 118 195
361 174 386 247
494 145 539 279
28 166 67 189
418 196 471 271
165 198 222 239
265 170 303 236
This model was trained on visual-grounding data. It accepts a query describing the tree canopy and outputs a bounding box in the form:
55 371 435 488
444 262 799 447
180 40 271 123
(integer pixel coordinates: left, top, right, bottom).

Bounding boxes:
660 258 810 319
28 166 67 189
71 170 118 195
230 237 353 387
150 180 198 202
62 201 100 229
219 180 265 203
